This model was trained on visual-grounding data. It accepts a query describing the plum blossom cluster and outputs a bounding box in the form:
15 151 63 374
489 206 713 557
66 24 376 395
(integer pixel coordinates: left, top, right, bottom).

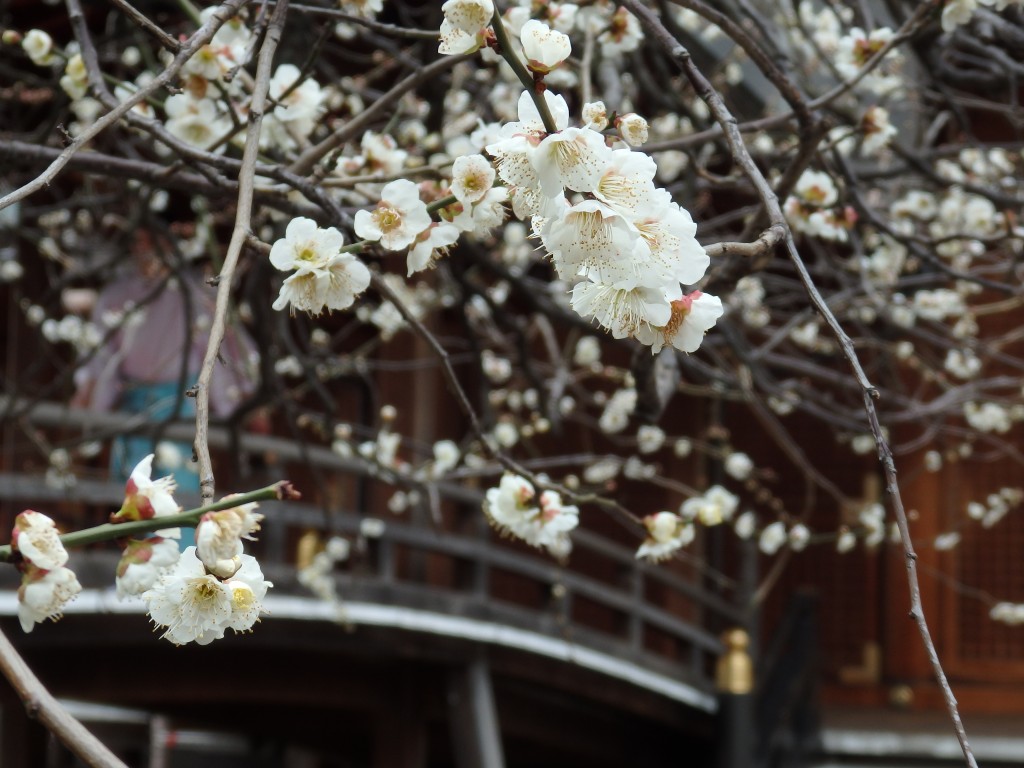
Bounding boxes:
43 453 271 646
484 86 723 353
11 511 82 633
143 547 271 646
270 217 371 316
483 474 579 557
137 494 270 645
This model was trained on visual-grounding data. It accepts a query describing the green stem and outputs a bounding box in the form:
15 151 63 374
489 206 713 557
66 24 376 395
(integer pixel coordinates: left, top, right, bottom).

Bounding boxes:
427 194 457 213
176 0 203 27
0 482 295 563
340 239 371 254
489 9 558 134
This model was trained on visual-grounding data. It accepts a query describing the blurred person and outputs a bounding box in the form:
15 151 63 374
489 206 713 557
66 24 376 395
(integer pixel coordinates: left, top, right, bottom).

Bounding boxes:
71 228 260 542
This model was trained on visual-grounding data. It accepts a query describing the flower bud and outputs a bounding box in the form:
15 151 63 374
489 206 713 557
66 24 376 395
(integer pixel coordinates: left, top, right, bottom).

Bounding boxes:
617 113 649 147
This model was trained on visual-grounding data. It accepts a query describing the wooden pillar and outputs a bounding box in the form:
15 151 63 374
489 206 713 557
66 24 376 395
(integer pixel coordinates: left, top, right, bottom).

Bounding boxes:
374 676 427 768
447 652 505 768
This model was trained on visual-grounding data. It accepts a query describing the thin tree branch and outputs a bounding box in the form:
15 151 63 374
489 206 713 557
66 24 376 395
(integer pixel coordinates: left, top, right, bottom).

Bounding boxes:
621 2 978 765
194 0 289 503
0 627 127 768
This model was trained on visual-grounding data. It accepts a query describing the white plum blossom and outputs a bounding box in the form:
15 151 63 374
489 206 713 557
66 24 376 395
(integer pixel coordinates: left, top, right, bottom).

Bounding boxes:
164 95 232 152
836 529 857 553
267 64 324 139
23 30 56 66
636 291 724 354
520 19 572 73
144 547 271 645
355 179 432 251
582 101 609 131
945 348 981 379
861 106 896 154
116 538 181 599
450 154 496 205
270 216 345 272
439 0 494 55
571 281 673 341
636 425 666 454
758 521 788 555
734 511 757 539
144 550 231 645
222 554 273 633
835 27 899 92
860 503 886 548
725 453 754 481
112 454 181 528
789 524 811 552
792 169 839 207
430 440 461 477
185 10 250 80
483 474 579 557
617 113 649 147
545 199 649 286
532 126 612 199
270 217 371 315
573 336 601 366
635 512 694 562
60 54 89 100
407 222 460 276
447 186 509 235
18 566 82 633
964 401 1011 434
942 0 977 31
195 500 264 578
595 6 644 56
681 486 739 527
599 387 637 434
12 511 68 571
990 602 1024 626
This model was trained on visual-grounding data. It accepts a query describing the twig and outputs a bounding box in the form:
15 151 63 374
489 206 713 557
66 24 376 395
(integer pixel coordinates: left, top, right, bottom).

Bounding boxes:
621 2 978 765
194 0 289 503
0 482 296 562
106 0 181 52
289 53 472 176
0 627 127 768
0 0 249 214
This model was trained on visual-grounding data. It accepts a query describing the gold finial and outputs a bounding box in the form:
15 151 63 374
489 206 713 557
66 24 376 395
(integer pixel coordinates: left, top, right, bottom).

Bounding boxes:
716 628 754 694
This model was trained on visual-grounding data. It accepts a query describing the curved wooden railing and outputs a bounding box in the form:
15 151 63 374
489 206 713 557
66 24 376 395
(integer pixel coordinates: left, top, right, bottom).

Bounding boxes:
0 399 747 709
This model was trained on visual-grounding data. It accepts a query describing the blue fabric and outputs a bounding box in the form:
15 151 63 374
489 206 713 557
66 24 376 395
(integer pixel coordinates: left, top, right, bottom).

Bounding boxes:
110 381 198 548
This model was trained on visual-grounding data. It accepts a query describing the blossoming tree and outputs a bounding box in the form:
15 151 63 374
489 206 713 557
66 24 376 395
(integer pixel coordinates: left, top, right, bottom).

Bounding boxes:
3 0 1024 764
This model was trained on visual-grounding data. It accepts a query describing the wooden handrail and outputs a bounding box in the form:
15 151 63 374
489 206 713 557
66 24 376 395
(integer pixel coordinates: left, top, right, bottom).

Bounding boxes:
0 471 730 685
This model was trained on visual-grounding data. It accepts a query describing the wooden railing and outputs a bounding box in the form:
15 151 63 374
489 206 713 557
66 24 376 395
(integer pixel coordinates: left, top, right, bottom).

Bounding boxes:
0 399 748 706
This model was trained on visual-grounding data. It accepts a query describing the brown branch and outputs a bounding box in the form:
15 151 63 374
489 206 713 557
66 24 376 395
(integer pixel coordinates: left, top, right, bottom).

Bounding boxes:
0 626 127 768
194 0 290 503
288 53 472 176
0 0 249 214
105 0 181 52
621 2 978 765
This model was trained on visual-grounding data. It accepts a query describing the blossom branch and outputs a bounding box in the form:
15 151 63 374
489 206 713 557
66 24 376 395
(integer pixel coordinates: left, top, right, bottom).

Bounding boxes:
0 482 297 563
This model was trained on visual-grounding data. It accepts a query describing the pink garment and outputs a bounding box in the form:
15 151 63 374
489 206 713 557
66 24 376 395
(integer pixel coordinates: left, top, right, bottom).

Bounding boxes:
75 270 259 417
